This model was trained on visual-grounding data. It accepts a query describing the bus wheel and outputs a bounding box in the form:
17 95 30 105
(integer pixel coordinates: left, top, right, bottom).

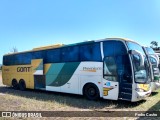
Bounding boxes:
19 79 26 91
12 79 19 90
84 83 100 100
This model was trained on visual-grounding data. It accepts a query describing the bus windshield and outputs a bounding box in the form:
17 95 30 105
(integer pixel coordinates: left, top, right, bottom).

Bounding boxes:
145 47 155 54
127 42 151 83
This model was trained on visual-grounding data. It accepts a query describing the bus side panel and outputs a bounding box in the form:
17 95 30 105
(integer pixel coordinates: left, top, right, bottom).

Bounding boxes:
2 66 11 86
60 75 79 94
45 62 80 93
45 62 103 95
80 75 103 97
2 65 33 89
77 62 103 97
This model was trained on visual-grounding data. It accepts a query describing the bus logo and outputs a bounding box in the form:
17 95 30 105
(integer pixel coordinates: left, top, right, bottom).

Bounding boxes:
17 67 31 72
82 67 102 72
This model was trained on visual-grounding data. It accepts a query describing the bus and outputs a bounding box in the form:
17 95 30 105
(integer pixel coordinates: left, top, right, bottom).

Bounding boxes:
2 38 151 102
142 46 160 91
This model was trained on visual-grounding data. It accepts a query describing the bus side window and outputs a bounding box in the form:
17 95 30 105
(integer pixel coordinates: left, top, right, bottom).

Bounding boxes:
61 46 79 62
103 41 114 56
116 55 132 83
46 49 60 63
15 53 31 65
80 43 101 61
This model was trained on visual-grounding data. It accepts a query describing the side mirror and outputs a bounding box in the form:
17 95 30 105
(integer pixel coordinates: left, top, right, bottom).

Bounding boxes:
129 50 144 66
153 67 160 74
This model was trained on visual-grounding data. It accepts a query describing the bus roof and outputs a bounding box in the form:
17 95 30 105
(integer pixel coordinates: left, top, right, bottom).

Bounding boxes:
32 44 64 50
4 37 139 56
96 37 138 43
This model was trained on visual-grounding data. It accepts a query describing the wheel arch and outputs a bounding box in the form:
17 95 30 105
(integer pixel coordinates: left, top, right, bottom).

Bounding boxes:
82 82 100 100
82 82 100 96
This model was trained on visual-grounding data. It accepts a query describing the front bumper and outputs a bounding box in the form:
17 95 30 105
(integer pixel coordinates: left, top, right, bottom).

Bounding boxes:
135 89 151 102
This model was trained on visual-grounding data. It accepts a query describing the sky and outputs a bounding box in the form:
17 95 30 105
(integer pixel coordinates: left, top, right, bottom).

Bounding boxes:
0 0 160 64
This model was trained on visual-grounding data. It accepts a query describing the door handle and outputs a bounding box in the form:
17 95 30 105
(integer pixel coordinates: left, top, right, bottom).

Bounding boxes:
115 85 117 86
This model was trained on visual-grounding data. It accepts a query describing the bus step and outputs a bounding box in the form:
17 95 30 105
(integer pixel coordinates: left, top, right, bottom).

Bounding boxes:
119 92 132 100
121 88 132 93
120 92 132 95
118 98 131 101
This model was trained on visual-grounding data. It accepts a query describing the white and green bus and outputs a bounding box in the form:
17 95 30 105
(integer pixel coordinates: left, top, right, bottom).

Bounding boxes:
2 38 151 102
142 46 160 91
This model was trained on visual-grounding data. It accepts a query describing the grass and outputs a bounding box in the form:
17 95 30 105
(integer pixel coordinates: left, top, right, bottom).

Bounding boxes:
0 72 160 119
0 84 159 111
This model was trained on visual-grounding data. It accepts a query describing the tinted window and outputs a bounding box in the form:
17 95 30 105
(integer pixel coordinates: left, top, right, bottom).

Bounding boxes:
14 53 32 65
103 41 127 56
103 56 117 81
116 55 132 83
115 41 127 55
127 42 145 55
103 41 114 56
3 42 102 65
3 55 15 65
145 47 155 54
46 49 60 63
61 46 79 62
3 53 32 65
80 43 101 61
25 53 32 64
32 51 44 59
127 42 151 83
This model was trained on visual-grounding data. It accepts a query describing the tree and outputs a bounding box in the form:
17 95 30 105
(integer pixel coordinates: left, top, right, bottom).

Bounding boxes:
10 47 18 53
150 41 158 48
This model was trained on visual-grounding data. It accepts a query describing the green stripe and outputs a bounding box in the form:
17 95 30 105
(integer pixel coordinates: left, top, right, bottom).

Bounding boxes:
46 63 65 85
47 62 80 87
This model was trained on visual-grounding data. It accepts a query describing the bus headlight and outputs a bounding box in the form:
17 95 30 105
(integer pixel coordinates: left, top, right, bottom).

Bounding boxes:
135 88 144 92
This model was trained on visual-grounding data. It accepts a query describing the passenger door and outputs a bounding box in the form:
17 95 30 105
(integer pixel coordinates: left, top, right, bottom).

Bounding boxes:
103 55 132 101
103 56 119 100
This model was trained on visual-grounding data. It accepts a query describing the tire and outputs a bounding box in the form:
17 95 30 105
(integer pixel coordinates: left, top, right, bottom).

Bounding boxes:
12 79 19 90
19 79 26 91
84 83 100 100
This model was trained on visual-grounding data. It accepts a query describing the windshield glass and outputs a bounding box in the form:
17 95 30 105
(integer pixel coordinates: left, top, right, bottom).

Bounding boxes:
127 42 151 83
145 47 155 54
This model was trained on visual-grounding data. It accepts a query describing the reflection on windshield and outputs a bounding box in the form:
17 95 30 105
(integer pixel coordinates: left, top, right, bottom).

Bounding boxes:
132 55 148 82
127 42 151 83
149 57 160 76
145 47 155 54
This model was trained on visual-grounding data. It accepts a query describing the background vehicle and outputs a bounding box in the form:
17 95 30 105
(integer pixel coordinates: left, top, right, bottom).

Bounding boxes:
142 47 160 91
155 53 160 70
2 38 151 102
